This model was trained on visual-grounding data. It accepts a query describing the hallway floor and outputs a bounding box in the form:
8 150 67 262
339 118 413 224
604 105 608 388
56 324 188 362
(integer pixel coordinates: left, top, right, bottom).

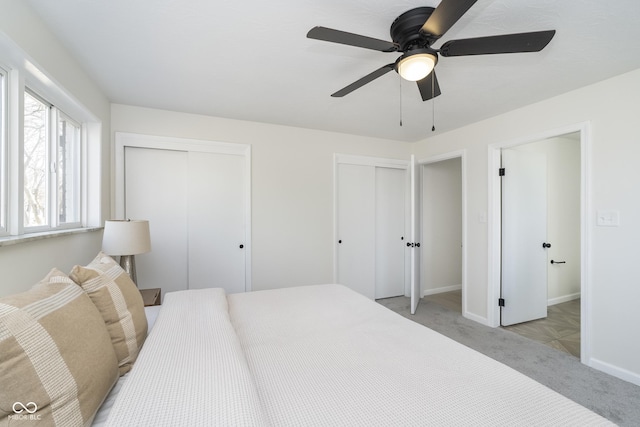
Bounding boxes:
503 298 581 358
424 290 580 358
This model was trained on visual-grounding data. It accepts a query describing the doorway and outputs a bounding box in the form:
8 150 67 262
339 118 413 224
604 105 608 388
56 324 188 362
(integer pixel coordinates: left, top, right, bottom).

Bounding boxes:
420 153 465 315
490 127 587 361
500 133 581 357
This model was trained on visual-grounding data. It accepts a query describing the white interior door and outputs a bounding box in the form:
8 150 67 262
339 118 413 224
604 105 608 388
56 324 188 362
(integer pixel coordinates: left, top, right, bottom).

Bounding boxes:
375 167 406 299
124 147 188 294
337 163 375 299
188 152 246 293
410 155 421 314
501 149 548 326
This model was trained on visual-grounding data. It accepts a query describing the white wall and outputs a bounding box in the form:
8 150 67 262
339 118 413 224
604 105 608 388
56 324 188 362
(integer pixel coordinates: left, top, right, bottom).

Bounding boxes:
111 104 411 291
414 68 640 385
421 158 462 295
0 1 110 295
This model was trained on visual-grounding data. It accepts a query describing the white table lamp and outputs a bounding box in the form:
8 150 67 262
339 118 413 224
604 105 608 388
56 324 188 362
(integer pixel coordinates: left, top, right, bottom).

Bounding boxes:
102 219 151 285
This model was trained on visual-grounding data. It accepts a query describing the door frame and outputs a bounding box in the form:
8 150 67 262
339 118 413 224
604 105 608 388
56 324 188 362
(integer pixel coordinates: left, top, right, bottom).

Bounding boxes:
487 122 592 364
333 154 410 295
114 132 252 291
418 150 469 320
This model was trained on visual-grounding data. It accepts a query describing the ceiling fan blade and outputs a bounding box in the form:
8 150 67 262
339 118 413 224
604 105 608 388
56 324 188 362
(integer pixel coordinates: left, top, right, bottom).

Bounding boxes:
420 0 477 39
307 26 398 52
416 70 441 101
331 64 395 97
440 30 556 57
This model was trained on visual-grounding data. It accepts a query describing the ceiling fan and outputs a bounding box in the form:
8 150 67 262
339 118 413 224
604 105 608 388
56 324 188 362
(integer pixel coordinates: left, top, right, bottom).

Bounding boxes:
307 0 556 101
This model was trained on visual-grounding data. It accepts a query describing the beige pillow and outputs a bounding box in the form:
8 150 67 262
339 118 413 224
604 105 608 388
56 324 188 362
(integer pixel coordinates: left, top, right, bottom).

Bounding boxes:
70 252 148 375
0 268 119 426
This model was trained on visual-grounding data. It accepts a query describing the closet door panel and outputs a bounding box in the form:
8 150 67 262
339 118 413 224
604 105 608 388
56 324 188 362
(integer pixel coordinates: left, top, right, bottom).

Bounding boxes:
375 167 406 299
337 163 375 299
188 152 246 293
124 147 188 294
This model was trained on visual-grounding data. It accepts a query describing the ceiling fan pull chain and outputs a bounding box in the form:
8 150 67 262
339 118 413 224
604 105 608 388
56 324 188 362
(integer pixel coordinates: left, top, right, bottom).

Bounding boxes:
431 73 436 132
399 76 403 126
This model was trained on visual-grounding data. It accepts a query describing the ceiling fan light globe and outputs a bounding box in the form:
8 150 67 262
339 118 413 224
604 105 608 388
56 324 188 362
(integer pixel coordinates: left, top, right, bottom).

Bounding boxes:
398 53 436 81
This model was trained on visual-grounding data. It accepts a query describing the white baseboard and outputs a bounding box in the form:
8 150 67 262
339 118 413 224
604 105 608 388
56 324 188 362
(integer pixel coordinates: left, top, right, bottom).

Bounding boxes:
589 358 640 387
463 311 490 326
547 292 580 306
422 284 462 297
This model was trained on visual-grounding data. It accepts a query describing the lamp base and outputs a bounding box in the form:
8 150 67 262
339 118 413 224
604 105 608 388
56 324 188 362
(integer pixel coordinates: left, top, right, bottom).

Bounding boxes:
119 255 138 286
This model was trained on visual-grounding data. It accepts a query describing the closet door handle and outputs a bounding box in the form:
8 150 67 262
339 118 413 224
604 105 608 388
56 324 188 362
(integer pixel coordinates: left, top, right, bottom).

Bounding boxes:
239 244 244 249
542 242 551 249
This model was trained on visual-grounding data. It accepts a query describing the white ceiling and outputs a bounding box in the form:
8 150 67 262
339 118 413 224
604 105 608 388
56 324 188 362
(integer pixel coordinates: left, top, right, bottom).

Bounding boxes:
24 0 640 142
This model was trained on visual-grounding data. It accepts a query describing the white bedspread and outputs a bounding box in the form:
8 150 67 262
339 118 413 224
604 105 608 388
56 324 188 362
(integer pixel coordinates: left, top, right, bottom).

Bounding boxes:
105 284 612 426
104 289 266 426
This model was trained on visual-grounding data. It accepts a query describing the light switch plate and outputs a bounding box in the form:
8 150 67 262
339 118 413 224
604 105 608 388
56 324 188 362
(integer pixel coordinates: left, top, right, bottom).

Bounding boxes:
596 210 620 227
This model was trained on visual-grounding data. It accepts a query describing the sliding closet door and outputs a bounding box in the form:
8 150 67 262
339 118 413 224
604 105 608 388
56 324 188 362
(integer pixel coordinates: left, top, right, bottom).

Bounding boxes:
336 157 408 300
337 163 376 299
119 133 251 296
124 147 189 294
188 152 246 293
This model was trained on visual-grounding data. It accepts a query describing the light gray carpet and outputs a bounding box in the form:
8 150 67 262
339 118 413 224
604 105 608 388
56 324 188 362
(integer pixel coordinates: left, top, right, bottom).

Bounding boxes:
378 296 640 426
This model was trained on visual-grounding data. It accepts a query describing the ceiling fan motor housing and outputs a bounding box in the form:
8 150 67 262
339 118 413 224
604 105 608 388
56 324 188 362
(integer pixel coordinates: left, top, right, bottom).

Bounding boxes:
390 7 436 51
306 0 556 101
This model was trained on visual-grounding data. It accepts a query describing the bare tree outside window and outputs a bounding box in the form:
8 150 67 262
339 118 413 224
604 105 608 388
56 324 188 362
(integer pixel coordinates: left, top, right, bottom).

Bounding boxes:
58 116 80 224
23 92 48 227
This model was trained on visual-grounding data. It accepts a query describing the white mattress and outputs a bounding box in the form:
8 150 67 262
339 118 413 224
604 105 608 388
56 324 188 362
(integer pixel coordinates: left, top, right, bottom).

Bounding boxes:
102 284 612 426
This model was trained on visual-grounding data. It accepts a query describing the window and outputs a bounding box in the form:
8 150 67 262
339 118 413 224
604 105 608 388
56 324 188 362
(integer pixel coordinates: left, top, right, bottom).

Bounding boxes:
23 91 49 228
57 113 81 225
23 90 82 231
0 40 99 242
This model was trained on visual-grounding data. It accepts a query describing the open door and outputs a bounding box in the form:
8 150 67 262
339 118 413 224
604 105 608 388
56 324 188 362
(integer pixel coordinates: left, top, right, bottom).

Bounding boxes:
410 155 421 314
501 149 548 326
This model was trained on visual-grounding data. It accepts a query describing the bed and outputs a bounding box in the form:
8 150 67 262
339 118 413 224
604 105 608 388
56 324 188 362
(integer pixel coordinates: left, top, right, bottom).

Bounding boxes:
98 284 611 426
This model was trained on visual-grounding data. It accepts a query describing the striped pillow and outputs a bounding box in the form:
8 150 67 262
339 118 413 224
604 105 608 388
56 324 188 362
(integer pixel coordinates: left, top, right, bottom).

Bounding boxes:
70 252 148 375
0 268 119 426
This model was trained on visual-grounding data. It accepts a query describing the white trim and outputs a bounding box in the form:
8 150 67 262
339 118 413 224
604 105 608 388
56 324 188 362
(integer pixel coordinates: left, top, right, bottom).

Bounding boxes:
590 358 640 387
422 284 461 297
8 68 23 236
243 145 252 291
114 132 252 292
335 153 409 169
0 65 6 235
332 154 338 283
487 122 592 367
0 226 101 247
464 311 490 326
547 293 580 306
417 150 468 321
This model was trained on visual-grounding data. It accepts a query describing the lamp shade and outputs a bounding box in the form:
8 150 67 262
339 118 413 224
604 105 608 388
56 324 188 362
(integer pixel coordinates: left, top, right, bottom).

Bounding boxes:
397 52 437 82
102 220 151 256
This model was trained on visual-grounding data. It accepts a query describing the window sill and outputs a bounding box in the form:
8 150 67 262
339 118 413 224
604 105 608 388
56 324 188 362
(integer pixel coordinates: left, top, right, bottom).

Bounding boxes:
0 227 103 247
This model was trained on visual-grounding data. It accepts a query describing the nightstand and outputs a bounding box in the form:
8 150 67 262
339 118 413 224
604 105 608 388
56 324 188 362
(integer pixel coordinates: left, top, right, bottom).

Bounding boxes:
139 288 161 306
